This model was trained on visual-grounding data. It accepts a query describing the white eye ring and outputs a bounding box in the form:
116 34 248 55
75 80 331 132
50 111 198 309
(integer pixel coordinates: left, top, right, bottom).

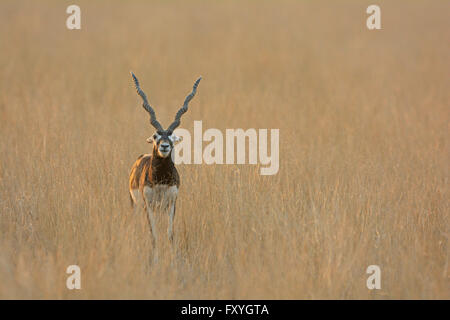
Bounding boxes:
170 135 182 143
153 133 162 140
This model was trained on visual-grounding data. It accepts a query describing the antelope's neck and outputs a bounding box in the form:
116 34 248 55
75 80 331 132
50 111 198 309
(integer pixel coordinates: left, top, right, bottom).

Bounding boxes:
151 149 178 186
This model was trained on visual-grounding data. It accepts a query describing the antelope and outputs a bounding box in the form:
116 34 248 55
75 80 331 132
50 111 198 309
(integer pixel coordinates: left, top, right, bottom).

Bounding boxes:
128 72 201 245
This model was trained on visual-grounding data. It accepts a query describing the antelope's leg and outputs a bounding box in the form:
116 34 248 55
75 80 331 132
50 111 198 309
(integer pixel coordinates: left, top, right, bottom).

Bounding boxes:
168 201 176 242
143 186 157 246
167 186 179 242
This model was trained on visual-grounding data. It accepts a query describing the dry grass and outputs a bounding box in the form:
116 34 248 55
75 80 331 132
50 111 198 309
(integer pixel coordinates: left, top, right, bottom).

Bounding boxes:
0 0 448 299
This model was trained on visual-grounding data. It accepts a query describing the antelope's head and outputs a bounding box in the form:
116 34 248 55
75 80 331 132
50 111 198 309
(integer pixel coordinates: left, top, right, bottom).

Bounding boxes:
131 72 201 159
146 130 182 158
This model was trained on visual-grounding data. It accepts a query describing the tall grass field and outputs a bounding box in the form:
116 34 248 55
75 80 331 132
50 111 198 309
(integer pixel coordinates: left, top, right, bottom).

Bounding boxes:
0 0 448 299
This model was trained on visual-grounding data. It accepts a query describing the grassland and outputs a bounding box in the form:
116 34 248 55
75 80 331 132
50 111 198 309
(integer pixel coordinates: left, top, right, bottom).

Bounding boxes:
0 0 448 299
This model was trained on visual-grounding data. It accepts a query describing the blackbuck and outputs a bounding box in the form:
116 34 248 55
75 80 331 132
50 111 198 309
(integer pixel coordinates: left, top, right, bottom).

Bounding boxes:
129 72 201 245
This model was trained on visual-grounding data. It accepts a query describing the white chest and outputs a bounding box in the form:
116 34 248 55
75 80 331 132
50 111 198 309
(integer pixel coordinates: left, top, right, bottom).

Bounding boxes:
143 185 178 209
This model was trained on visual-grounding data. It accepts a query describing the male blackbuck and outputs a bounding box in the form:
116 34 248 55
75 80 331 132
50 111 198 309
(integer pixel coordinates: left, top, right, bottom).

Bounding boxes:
129 72 201 245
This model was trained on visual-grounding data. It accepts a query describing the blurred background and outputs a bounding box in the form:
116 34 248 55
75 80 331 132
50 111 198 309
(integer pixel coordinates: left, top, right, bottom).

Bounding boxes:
0 0 448 299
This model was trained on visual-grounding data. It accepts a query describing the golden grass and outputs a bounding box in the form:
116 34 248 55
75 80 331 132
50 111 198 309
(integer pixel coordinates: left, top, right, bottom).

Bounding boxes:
0 0 448 299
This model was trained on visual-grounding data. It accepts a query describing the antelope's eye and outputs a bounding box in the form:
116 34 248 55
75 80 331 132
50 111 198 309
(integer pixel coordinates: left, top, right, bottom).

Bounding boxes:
153 134 158 139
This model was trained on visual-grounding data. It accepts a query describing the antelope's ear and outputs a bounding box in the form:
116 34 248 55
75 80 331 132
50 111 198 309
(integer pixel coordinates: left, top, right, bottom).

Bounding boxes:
146 137 153 144
171 135 183 145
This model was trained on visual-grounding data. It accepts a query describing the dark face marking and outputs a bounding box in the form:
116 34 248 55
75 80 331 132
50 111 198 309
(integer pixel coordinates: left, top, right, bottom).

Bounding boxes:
150 130 179 158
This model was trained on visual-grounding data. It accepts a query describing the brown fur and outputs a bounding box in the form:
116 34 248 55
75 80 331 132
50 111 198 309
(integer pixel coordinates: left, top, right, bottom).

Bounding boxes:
129 146 180 199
